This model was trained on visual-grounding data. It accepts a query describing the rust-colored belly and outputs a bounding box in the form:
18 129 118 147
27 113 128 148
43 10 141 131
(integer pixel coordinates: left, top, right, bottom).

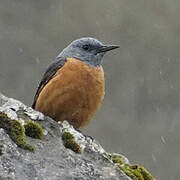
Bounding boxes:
35 58 105 128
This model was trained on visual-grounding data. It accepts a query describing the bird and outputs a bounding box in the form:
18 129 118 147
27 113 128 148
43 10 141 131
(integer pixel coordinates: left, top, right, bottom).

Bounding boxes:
32 37 119 129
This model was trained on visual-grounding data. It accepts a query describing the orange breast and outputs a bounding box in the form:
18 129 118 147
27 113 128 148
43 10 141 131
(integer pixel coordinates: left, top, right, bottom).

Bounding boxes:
35 58 105 128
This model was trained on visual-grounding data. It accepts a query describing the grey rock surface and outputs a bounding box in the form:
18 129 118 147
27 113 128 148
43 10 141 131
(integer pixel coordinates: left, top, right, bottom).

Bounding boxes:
0 93 131 180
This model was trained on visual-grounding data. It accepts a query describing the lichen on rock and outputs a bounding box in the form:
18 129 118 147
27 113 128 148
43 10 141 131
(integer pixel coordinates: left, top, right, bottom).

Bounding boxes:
0 93 156 180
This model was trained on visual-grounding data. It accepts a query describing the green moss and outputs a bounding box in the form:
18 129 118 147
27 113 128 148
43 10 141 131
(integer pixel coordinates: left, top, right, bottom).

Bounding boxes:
120 165 144 180
120 164 155 180
24 120 43 139
62 131 82 154
111 154 125 165
62 131 74 140
109 153 155 180
137 166 156 180
0 112 34 151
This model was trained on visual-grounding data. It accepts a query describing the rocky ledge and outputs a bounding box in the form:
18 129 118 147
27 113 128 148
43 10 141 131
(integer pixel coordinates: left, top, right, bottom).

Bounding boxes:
0 93 155 180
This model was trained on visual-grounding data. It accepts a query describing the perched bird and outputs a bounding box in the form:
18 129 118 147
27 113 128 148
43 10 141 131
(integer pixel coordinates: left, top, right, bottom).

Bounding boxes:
32 37 119 129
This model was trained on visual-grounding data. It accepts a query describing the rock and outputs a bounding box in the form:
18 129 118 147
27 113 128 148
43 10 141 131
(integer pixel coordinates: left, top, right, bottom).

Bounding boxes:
0 93 155 180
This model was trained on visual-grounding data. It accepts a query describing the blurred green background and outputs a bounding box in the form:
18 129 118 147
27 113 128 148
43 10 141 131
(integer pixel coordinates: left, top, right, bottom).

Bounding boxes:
0 0 180 179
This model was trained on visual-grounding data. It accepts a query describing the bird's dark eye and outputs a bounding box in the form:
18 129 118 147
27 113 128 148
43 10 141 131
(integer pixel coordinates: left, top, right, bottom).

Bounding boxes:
82 44 91 51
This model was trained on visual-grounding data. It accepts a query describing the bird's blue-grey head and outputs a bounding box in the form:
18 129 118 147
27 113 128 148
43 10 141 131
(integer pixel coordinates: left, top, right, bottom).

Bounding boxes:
58 37 119 66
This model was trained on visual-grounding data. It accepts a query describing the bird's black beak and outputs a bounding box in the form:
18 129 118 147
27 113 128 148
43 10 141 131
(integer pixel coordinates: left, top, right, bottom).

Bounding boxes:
97 45 119 53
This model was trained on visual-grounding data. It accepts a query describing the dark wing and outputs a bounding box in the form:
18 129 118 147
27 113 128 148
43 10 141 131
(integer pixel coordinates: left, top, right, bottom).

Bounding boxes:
32 57 67 108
